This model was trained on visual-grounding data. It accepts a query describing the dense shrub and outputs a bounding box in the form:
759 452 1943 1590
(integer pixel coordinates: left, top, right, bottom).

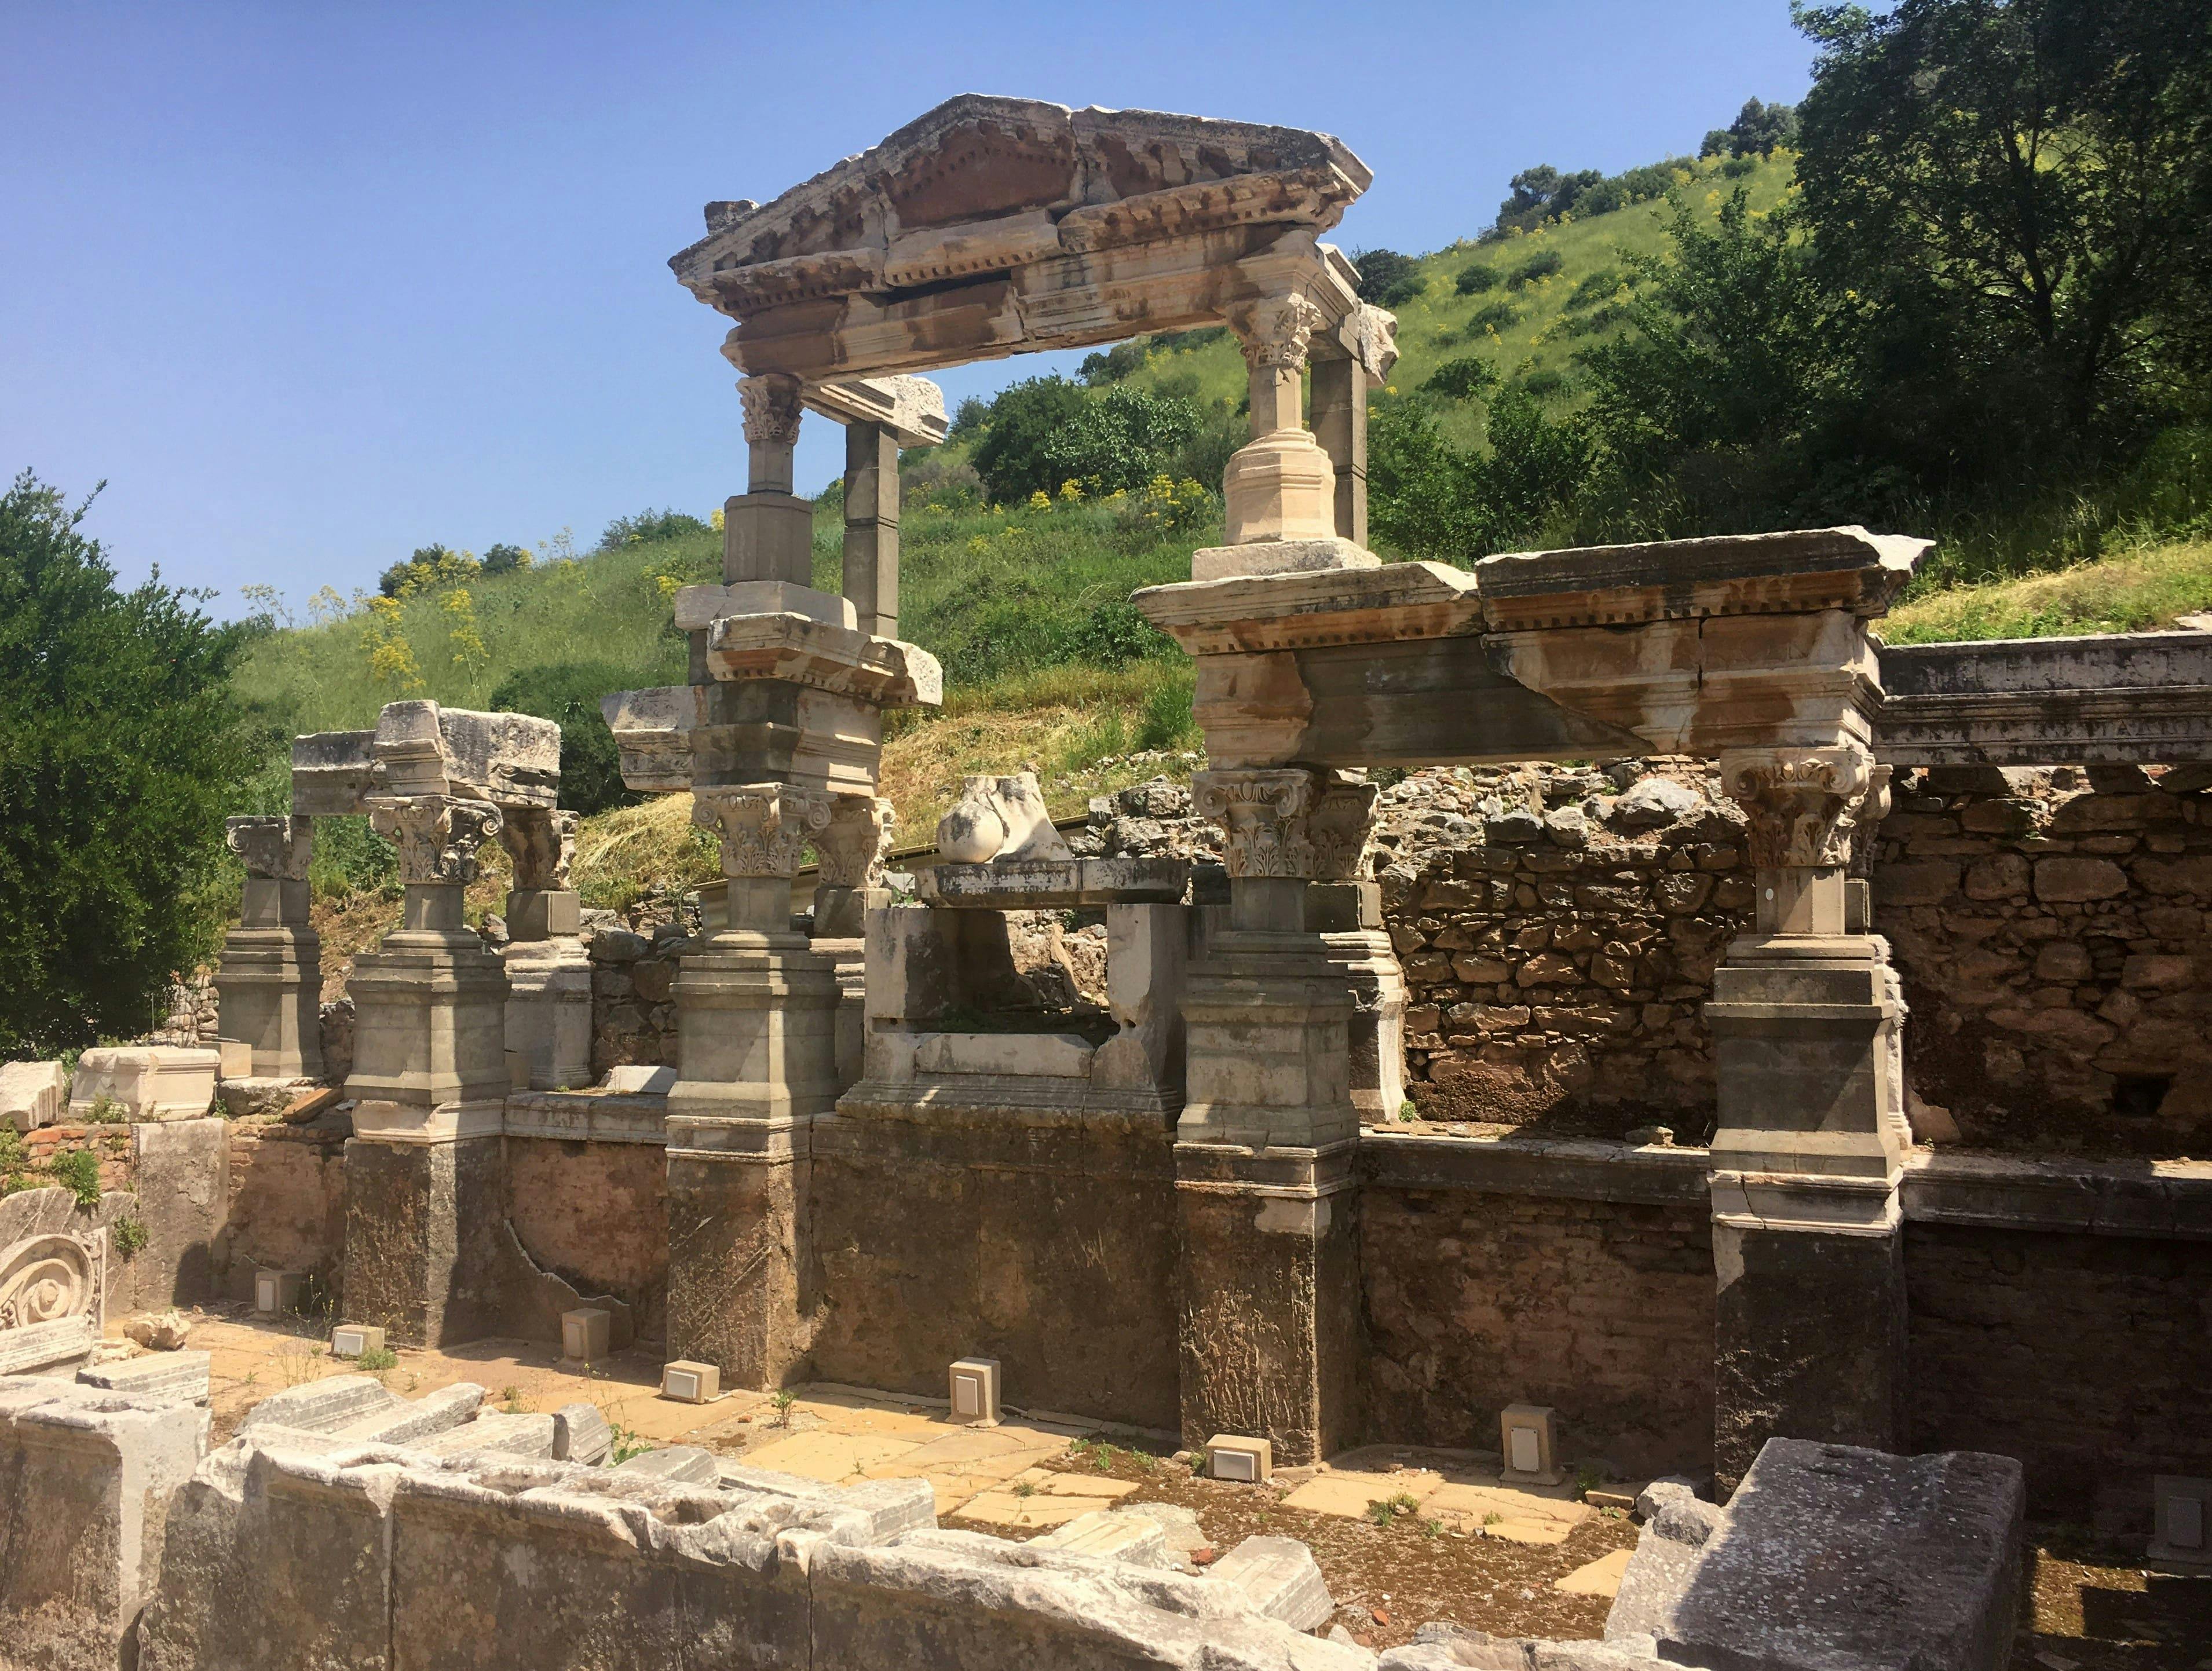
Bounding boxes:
1423 357 1501 403
1350 250 1424 308
489 660 648 816
481 543 532 576
1507 250 1564 290
970 376 1093 504
0 473 264 1055
1455 264 1501 295
597 509 709 552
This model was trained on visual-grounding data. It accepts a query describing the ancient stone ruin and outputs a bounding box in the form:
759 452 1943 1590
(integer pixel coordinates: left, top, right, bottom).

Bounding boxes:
3 93 2208 1671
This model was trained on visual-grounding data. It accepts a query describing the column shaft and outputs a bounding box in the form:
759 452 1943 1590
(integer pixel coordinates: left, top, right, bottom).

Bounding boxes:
1308 357 1368 547
842 421 900 639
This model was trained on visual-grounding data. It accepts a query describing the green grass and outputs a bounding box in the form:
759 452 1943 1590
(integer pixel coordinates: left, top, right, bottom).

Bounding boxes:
1885 538 2212 643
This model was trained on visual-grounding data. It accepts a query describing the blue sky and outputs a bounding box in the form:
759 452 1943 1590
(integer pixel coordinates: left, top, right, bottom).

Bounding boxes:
1 2 1815 612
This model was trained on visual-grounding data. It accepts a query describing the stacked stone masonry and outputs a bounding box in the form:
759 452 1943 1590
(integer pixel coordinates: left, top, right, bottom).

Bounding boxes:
1874 762 2212 1156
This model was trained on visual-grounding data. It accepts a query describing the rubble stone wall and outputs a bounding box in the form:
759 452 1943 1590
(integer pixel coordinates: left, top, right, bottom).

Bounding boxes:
503 1136 669 1344
1874 763 2212 1156
218 1114 348 1301
586 924 685 1080
1904 1221 2212 1518
1359 1157 1715 1478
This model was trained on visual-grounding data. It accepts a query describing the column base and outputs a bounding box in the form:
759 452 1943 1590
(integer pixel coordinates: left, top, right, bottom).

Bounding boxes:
342 1132 506 1347
1712 1169 1906 1494
1174 1140 1362 1465
1191 535 1380 584
666 930 843 1122
1179 929 1357 1150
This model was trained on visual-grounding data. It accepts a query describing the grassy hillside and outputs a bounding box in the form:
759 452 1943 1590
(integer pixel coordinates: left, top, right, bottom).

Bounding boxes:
1105 151 1798 456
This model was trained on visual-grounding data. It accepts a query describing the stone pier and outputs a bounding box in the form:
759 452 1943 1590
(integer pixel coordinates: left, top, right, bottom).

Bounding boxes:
500 806 589 1091
1706 747 1909 1490
214 815 322 1079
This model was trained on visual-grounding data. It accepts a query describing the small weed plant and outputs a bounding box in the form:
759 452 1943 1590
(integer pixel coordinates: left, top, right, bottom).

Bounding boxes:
355 1345 397 1373
109 1215 149 1256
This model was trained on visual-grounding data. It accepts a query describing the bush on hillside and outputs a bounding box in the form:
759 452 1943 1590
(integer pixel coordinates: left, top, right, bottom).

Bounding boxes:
970 378 1221 506
489 661 646 816
481 543 532 576
1488 157 1694 238
598 509 709 552
379 544 481 597
1042 386 1204 499
1424 357 1501 404
970 376 1092 504
1465 302 1522 335
1507 250 1564 290
1455 264 1501 295
0 472 264 1054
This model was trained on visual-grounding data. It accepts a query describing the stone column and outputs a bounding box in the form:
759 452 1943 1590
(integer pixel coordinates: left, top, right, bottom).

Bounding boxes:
842 421 900 639
1705 747 1907 1490
1307 353 1367 548
726 374 812 587
663 781 842 1390
1216 297 1339 555
215 816 323 1079
342 794 509 1346
499 807 589 1091
1174 766 1366 1465
1303 774 1405 1122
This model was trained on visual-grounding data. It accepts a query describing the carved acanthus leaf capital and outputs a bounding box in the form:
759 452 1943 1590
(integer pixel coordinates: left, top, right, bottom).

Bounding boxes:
1230 294 1327 374
1721 748 1885 870
738 374 805 448
225 816 313 882
1308 774 1379 880
815 795 896 888
367 795 503 886
499 807 578 891
1193 766 1339 879
692 783 834 879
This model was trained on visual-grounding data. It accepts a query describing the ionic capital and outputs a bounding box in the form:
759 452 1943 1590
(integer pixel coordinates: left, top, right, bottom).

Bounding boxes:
692 782 833 879
367 795 503 886
1720 748 1889 871
1229 294 1326 374
737 373 805 449
815 795 896 889
499 806 578 891
225 816 312 882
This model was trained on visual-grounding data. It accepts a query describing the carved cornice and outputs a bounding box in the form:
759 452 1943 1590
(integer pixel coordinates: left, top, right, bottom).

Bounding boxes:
1193 766 1330 878
738 374 805 448
1231 295 1326 374
692 783 834 879
815 795 895 888
366 795 504 886
225 816 312 882
1720 748 1885 870
499 807 578 891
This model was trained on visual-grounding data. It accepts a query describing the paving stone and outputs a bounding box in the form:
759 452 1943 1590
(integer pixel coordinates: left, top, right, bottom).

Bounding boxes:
955 1490 1098 1529
741 1429 918 1481
1553 1548 1634 1596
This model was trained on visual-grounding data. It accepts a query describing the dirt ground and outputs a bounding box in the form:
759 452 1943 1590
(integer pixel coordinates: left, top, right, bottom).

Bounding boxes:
2011 1528 2212 1671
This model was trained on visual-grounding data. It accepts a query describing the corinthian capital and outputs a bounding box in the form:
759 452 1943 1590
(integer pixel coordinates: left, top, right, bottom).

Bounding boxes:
225 816 313 882
1308 773 1379 880
1720 748 1888 870
692 783 833 879
1229 294 1326 373
367 795 503 885
1193 766 1329 879
814 795 896 888
737 374 805 448
499 806 578 891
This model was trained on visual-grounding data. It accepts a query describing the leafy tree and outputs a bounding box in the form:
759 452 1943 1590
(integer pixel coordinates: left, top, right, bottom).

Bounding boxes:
1724 97 1799 156
1794 0 2212 449
1350 249 1424 307
1040 386 1204 498
489 660 646 817
969 376 1093 503
0 473 264 1054
378 544 481 597
481 543 532 576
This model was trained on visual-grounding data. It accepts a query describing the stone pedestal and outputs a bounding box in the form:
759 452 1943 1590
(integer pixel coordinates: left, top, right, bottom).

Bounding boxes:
342 798 509 1347
216 818 324 1080
1704 749 1907 1491
1311 880 1406 1124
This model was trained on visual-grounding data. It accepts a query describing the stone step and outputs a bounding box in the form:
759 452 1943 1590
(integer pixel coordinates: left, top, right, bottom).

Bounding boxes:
77 1351 212 1405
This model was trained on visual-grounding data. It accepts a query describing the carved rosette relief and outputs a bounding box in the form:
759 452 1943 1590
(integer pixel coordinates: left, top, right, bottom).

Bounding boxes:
367 795 504 886
1193 766 1330 879
692 783 833 879
0 1232 100 1332
1229 294 1326 374
224 815 313 881
816 795 896 889
737 373 805 448
499 807 579 891
1720 748 1886 871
